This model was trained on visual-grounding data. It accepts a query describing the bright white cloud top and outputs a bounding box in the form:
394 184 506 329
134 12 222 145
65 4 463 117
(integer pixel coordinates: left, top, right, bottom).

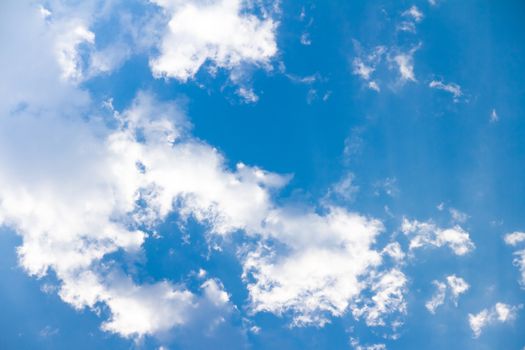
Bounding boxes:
149 0 278 81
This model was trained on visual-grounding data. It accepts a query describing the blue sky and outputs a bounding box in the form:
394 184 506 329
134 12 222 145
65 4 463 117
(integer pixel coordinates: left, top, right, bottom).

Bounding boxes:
1 0 525 349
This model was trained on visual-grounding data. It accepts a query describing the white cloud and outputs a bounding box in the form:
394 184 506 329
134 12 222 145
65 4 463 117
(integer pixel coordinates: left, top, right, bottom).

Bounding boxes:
149 0 278 81
393 51 416 82
511 250 525 288
449 208 468 224
429 80 462 102
469 303 521 338
401 218 475 255
300 32 312 46
397 6 423 33
242 208 387 327
426 275 469 314
446 275 470 301
324 173 359 202
425 281 447 314
382 242 405 263
0 90 292 337
504 232 525 288
236 87 259 103
504 232 525 246
368 81 380 92
402 6 424 22
351 269 407 327
352 45 386 90
54 23 95 81
353 59 375 80
2 0 409 339
350 337 387 350
490 108 499 122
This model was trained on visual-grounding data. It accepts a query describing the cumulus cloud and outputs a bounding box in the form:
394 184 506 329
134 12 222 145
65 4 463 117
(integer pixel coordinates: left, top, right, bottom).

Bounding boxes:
504 232 525 246
468 303 521 338
149 0 278 81
2 88 409 334
429 80 463 102
0 88 290 338
426 275 469 313
2 0 408 341
242 209 395 327
401 218 475 255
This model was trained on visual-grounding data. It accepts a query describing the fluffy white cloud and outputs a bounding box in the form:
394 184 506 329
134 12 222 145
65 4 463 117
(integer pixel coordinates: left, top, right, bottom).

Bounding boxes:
0 89 287 337
401 218 475 255
1 89 409 333
149 0 278 81
242 208 388 326
504 232 525 246
468 303 521 338
2 0 408 340
351 269 407 327
425 275 469 313
446 275 470 301
429 80 462 102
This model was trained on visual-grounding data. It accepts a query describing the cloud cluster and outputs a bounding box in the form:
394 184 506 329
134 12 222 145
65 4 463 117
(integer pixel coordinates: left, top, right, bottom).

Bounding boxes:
0 2 411 340
401 218 475 255
242 209 408 327
425 275 469 314
468 303 521 338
